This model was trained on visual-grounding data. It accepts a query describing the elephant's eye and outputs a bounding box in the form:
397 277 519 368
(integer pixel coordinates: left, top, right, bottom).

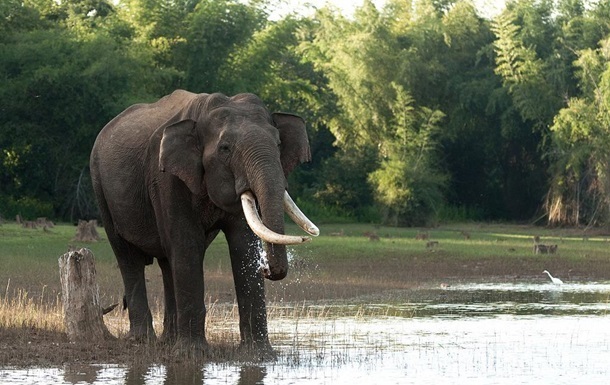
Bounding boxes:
219 143 231 154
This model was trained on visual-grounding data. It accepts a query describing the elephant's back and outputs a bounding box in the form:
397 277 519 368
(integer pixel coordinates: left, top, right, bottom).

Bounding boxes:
97 89 198 150
91 89 200 187
97 106 165 150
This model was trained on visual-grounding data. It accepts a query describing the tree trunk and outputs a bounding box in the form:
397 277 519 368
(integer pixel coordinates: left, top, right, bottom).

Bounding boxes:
58 248 113 342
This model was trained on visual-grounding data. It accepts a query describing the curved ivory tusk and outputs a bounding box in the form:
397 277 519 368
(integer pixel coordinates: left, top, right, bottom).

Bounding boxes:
284 191 320 236
241 191 311 245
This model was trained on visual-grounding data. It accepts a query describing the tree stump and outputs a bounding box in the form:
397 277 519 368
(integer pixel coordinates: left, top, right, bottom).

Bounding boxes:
37 217 54 228
58 248 113 342
73 219 101 242
22 221 37 229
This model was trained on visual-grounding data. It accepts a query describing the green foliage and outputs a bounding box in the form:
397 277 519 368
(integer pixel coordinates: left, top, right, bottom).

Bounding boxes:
369 155 447 226
302 2 404 147
487 0 610 222
0 1 177 220
492 11 556 125
546 37 610 225
312 146 378 221
221 16 327 115
291 197 380 224
302 0 449 225
180 0 266 91
0 196 53 220
3 0 610 227
369 86 447 225
435 204 487 222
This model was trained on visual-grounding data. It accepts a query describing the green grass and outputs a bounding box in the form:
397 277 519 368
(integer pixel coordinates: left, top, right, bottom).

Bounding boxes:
1 220 610 314
2 221 609 303
308 222 610 262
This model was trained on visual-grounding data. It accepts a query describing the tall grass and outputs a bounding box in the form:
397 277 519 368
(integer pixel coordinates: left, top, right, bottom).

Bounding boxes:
0 280 63 332
0 288 410 343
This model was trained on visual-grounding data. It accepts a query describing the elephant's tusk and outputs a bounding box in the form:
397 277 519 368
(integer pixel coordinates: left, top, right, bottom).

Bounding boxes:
283 191 319 236
241 191 312 245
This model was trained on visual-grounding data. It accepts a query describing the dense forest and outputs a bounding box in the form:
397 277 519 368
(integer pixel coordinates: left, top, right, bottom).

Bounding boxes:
1 0 610 226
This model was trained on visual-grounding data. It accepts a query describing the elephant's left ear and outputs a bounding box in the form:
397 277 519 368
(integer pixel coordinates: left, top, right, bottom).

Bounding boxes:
159 119 203 194
272 113 311 176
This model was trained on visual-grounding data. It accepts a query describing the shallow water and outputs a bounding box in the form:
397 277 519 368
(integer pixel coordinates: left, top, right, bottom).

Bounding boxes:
2 281 609 384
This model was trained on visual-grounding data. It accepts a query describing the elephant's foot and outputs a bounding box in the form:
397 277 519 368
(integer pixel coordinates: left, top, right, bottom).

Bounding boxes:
125 332 156 343
160 327 177 343
238 340 277 361
125 325 156 342
170 338 208 358
159 330 177 344
160 311 177 344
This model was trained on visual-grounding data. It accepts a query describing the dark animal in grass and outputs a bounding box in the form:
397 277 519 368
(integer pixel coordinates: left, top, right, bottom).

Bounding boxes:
415 232 429 240
533 244 558 254
363 231 380 241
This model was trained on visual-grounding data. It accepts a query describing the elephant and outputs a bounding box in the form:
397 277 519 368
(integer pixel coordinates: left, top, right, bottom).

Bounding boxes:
89 90 318 354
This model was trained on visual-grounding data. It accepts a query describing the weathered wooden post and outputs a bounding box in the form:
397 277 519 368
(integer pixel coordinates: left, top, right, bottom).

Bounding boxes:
58 248 113 342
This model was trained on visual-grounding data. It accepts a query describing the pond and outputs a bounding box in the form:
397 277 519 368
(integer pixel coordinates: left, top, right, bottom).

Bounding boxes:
1 280 609 384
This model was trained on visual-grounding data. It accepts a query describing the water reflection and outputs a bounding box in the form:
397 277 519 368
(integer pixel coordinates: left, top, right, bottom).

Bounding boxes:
9 363 265 385
2 280 609 384
163 364 204 385
424 281 610 317
63 364 101 384
236 366 266 385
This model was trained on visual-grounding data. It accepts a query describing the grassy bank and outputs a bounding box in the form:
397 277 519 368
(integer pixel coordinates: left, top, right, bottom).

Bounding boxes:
1 221 609 365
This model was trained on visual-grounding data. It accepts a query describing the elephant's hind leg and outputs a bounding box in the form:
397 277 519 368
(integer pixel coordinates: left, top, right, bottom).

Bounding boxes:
92 174 155 340
110 235 156 341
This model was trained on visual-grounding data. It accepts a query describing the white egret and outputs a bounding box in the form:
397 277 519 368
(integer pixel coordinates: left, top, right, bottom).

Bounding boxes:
543 270 563 285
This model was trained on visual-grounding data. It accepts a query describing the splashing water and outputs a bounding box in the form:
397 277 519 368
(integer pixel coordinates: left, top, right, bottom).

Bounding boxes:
252 241 300 276
257 243 270 275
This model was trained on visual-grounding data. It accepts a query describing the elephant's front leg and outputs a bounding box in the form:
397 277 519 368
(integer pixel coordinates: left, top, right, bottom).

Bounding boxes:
225 220 273 354
171 243 207 350
158 257 177 342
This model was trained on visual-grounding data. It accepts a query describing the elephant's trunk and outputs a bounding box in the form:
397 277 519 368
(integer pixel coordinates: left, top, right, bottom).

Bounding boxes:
235 141 289 280
239 136 318 280
250 178 290 281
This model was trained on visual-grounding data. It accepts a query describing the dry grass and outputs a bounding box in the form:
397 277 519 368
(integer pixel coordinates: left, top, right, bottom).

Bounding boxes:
0 290 402 367
0 283 63 333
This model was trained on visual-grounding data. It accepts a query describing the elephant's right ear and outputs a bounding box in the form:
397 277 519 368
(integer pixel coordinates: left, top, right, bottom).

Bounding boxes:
159 119 203 195
272 113 311 176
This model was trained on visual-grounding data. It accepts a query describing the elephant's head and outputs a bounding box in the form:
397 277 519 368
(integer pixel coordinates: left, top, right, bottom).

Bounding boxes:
158 92 318 280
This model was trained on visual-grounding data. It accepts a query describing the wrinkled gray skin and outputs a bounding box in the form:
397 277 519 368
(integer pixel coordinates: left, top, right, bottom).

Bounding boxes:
90 90 311 354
